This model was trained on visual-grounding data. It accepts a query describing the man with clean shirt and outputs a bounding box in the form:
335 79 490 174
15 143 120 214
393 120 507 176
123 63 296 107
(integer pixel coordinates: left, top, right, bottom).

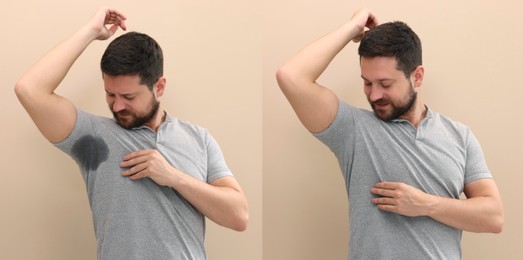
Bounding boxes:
277 8 503 259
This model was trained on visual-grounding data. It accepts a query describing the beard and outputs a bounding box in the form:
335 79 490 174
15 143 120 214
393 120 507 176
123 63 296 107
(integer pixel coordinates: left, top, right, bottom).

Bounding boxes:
370 83 417 122
112 98 160 129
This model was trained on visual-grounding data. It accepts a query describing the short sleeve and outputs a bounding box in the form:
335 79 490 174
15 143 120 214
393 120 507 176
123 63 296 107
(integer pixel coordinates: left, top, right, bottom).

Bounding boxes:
54 110 96 154
205 131 233 183
313 99 355 157
464 129 493 184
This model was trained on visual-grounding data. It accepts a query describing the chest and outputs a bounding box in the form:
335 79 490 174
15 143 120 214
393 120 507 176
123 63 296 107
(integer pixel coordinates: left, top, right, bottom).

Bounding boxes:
349 121 466 197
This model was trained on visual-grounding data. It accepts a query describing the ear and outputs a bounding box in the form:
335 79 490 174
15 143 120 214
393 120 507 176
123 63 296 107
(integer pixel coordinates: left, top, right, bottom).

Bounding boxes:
154 77 167 98
411 65 424 89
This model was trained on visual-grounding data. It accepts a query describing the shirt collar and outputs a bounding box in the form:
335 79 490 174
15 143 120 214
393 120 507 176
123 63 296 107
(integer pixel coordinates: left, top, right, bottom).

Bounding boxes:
390 105 433 123
130 111 171 131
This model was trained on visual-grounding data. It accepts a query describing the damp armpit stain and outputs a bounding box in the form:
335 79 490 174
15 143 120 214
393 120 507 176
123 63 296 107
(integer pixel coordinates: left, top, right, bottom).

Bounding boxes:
71 135 109 171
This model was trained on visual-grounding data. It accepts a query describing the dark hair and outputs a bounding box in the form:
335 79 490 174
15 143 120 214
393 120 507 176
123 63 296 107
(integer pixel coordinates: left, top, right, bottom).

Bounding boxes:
101 32 163 89
358 21 422 78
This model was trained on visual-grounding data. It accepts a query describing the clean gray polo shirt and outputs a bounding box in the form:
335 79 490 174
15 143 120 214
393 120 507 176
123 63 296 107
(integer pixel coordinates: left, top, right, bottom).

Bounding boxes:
55 110 232 260
314 100 492 260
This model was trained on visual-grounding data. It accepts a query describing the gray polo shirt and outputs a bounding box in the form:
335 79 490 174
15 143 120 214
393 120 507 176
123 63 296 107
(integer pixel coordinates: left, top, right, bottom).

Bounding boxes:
314 100 492 260
55 110 232 260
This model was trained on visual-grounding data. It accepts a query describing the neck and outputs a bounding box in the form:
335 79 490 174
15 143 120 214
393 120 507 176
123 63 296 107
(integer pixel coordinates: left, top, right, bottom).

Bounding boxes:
145 106 166 132
399 99 427 128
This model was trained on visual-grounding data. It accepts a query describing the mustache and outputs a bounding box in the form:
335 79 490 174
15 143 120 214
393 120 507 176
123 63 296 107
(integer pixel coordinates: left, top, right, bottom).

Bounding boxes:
371 98 390 106
114 110 131 116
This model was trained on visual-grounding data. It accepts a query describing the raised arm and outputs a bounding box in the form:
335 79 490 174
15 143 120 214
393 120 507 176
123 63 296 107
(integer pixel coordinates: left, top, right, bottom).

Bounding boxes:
14 7 127 143
276 8 378 133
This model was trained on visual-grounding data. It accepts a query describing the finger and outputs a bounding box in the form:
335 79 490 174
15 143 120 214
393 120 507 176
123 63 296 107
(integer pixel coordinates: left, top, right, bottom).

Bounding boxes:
120 154 150 168
371 187 398 198
123 150 152 161
129 170 148 180
372 197 395 205
120 156 141 167
118 19 127 31
107 24 119 36
374 181 400 189
122 162 148 176
106 14 123 25
366 13 379 28
104 8 127 21
376 204 397 213
103 8 127 28
352 33 364 43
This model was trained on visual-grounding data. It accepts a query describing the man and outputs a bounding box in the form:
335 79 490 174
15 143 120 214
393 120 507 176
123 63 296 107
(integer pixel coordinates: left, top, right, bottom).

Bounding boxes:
277 8 503 259
15 7 248 260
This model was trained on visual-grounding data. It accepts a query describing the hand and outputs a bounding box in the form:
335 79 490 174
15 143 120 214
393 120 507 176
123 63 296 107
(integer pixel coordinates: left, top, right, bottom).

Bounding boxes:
120 149 178 187
370 181 434 217
350 8 379 43
88 7 127 40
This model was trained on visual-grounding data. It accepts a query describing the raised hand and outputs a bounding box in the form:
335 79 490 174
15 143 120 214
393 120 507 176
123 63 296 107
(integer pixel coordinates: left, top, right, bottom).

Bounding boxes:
350 8 379 43
88 7 127 40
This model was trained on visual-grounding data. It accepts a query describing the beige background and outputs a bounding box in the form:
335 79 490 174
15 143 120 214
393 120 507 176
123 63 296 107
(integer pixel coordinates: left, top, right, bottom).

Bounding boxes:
1 0 522 260
263 0 523 260
1 0 261 259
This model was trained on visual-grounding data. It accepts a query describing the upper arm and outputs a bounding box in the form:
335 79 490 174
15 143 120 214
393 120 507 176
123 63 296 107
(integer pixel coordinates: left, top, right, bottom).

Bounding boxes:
464 178 503 215
15 83 77 143
464 178 501 200
210 176 244 193
276 67 339 133
463 178 504 232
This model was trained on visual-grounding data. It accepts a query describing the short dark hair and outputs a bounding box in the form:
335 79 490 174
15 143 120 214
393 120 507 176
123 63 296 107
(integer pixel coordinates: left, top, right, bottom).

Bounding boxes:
101 32 163 89
358 21 422 78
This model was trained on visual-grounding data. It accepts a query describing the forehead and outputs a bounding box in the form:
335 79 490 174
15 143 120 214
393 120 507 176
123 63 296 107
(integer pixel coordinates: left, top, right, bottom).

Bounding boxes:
360 56 404 80
103 74 147 92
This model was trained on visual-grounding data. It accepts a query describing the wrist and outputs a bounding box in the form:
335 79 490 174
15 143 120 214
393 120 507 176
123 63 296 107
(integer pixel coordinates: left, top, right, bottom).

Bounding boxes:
424 193 439 217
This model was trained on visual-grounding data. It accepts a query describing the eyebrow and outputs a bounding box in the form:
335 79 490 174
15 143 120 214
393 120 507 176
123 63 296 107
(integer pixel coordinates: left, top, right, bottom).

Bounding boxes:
361 76 396 83
104 89 137 96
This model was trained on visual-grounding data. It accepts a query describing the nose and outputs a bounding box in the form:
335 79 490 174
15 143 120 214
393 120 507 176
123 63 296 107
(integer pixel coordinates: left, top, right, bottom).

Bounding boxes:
112 97 126 112
368 87 384 102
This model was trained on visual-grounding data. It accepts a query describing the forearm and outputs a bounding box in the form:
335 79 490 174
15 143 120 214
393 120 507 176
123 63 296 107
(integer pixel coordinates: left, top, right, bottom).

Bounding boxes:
169 172 249 232
427 194 503 233
275 20 364 132
277 21 360 88
15 25 98 98
372 180 504 233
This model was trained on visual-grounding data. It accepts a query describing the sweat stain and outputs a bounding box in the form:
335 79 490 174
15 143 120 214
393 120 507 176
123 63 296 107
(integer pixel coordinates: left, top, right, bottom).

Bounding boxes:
71 135 109 171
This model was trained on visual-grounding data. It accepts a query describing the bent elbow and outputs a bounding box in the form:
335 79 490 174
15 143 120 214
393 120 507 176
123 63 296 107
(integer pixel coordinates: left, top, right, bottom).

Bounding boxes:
490 216 504 234
14 80 28 101
231 211 249 232
276 65 297 92
14 78 38 105
481 211 504 234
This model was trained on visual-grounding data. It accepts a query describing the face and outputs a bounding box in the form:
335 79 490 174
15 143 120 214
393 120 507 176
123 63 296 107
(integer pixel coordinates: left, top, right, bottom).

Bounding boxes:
361 56 419 122
103 74 161 129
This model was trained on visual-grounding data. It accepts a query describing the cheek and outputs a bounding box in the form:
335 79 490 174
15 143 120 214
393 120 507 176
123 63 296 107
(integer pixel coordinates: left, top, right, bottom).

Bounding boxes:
106 96 113 106
363 86 371 97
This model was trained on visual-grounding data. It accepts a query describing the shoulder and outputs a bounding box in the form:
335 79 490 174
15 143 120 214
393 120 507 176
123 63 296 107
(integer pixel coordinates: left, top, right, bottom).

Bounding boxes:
167 115 208 134
76 110 115 125
314 99 376 135
164 115 215 145
427 110 478 148
430 110 471 135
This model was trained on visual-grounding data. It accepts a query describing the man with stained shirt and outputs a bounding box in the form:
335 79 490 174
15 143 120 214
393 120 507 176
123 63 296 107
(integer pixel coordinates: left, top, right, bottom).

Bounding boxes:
15 7 248 260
